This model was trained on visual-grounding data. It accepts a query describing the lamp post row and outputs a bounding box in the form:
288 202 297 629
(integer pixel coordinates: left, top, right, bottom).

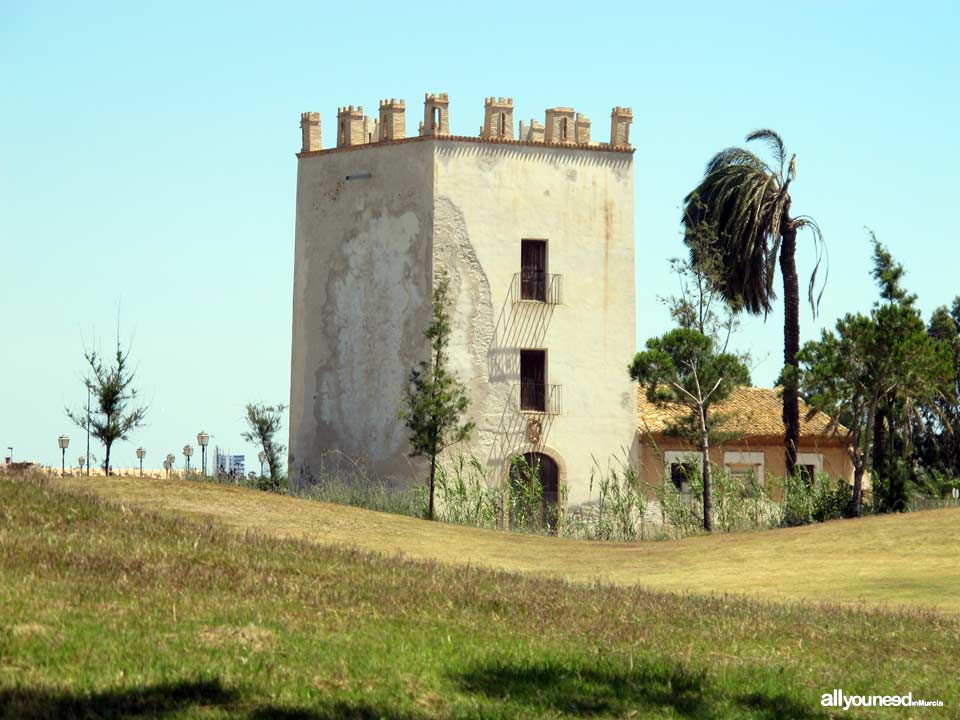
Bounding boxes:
54 430 215 478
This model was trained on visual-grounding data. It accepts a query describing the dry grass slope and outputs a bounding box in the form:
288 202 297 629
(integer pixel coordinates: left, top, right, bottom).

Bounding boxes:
55 474 960 613
3 475 960 718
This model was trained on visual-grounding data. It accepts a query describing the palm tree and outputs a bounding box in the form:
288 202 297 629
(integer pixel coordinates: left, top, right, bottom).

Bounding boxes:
682 130 825 478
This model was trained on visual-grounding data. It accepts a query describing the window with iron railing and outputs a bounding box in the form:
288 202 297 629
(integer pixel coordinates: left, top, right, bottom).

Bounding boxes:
515 239 562 304
518 349 561 414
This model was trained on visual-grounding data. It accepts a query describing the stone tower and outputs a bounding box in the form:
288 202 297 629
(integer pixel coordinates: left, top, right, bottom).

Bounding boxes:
290 94 637 516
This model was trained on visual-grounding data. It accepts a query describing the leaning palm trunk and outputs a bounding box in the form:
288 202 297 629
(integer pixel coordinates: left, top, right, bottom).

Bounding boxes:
780 224 800 477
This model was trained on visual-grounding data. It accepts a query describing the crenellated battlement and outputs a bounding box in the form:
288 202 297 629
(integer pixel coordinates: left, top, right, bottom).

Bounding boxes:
378 98 406 142
300 94 633 155
481 97 514 140
421 92 450 136
300 112 321 153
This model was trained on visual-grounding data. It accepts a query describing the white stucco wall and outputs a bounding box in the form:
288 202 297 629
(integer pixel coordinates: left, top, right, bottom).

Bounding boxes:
433 141 637 505
289 142 434 487
290 137 637 506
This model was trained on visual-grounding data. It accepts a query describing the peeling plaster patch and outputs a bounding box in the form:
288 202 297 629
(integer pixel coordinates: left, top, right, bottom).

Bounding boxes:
322 210 423 459
433 196 503 444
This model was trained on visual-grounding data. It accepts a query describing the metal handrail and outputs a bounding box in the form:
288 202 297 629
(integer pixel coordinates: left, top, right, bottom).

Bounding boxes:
511 272 563 304
514 383 562 415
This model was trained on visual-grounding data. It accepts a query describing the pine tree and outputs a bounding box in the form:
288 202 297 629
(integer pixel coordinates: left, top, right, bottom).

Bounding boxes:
400 272 474 520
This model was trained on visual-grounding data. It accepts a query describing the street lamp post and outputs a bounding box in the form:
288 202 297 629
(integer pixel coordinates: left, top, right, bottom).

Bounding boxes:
183 445 193 474
258 450 266 478
58 435 70 477
136 447 145 477
197 432 209 477
85 386 91 477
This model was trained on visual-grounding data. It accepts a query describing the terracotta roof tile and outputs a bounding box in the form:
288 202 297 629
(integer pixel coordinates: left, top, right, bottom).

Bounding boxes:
636 386 843 438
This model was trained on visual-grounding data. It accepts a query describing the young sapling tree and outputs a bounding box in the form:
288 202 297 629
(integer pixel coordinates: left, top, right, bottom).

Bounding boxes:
400 272 474 520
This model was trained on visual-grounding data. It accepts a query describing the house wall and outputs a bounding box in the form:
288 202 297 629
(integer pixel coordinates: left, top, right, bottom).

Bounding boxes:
434 140 637 506
289 141 435 488
637 435 855 497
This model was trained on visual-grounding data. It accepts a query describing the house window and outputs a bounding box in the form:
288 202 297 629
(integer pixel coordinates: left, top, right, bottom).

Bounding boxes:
670 462 697 494
664 451 703 494
561 117 568 141
728 464 757 480
433 107 441 131
520 239 547 301
723 451 765 486
796 453 823 482
520 349 546 412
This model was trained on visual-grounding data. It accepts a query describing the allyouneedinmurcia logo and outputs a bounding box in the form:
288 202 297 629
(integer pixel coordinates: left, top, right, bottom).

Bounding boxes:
821 689 944 710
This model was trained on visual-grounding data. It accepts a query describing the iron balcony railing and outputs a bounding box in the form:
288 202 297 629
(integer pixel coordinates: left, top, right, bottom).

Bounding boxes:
511 271 563 304
514 382 562 415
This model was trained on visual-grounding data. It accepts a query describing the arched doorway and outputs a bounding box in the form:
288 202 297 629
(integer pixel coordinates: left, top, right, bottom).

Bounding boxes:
509 452 560 533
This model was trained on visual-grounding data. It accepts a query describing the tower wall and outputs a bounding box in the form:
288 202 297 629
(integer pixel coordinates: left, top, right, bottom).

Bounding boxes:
290 142 435 486
433 141 637 505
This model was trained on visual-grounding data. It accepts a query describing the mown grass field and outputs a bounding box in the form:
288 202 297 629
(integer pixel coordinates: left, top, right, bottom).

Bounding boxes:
54 473 960 614
1 475 959 718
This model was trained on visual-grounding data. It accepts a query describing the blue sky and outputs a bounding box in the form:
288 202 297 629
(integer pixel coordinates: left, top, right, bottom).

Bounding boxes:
2 1 958 469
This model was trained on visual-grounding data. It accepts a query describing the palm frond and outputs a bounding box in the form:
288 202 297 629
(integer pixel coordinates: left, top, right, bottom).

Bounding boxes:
746 129 787 178
794 216 828 318
683 161 780 315
705 147 771 176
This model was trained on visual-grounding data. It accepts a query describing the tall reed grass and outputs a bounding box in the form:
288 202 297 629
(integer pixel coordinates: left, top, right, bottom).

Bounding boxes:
174 448 957 543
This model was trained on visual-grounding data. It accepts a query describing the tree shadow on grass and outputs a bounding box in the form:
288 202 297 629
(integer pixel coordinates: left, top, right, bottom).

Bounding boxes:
452 658 828 720
247 703 429 720
0 680 431 720
0 678 237 719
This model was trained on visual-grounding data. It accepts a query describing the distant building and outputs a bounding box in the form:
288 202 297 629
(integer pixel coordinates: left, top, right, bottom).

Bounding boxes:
213 448 245 477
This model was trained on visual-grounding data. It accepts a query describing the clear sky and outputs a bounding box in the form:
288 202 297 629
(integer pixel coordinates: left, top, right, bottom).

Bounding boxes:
2 1 958 469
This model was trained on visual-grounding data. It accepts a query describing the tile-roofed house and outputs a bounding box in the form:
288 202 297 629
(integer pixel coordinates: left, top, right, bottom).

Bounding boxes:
636 386 844 439
635 386 854 494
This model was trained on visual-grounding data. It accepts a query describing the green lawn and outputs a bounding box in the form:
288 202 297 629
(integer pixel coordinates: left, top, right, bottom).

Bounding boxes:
1 475 958 719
